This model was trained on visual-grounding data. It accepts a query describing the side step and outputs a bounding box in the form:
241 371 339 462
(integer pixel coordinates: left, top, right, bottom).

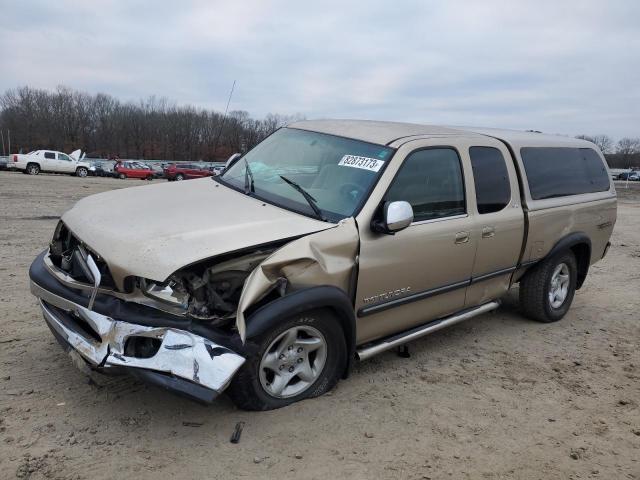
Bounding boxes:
356 301 500 361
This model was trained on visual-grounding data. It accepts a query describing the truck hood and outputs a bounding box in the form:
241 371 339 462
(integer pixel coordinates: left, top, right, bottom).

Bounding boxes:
61 178 333 288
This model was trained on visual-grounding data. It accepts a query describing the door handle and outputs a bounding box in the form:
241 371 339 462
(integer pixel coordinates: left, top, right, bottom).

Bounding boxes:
455 231 470 244
482 226 495 238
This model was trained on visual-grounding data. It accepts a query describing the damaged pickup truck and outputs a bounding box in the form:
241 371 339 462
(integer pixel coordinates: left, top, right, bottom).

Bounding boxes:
30 120 617 410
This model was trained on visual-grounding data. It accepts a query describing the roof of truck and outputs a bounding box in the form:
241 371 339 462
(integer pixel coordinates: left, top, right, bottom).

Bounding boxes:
288 119 596 150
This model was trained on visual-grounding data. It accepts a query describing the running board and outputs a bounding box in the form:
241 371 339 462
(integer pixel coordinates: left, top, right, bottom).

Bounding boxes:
356 301 500 361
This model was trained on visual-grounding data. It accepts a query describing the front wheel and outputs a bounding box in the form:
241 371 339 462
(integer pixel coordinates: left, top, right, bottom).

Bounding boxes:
519 251 577 322
76 167 88 177
227 310 347 411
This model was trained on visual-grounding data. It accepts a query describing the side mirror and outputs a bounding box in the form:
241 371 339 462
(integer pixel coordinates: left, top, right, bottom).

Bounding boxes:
371 201 414 234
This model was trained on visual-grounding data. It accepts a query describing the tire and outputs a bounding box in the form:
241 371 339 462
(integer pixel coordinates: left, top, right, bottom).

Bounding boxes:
175 173 184 181
118 173 126 180
26 163 40 175
519 251 577 323
227 309 347 411
76 167 88 178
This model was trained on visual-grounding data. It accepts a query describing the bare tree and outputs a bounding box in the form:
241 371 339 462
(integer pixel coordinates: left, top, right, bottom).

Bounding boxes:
575 134 614 154
616 137 640 154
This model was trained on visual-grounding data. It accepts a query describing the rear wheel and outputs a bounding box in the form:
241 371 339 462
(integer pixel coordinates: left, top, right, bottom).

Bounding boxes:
519 251 577 322
118 173 126 179
227 310 346 411
175 173 184 181
76 167 88 177
26 163 40 175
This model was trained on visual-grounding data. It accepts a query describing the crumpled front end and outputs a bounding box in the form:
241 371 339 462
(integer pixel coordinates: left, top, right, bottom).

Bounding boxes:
236 217 360 340
30 253 245 403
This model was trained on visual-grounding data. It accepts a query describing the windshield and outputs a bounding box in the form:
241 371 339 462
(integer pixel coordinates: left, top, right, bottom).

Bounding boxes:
219 128 394 222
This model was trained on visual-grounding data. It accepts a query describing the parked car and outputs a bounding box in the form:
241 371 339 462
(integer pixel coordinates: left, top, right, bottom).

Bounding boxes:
147 163 165 179
114 161 156 180
164 163 212 181
209 162 226 176
88 160 114 177
617 170 640 180
29 120 616 410
9 149 90 177
0 157 7 171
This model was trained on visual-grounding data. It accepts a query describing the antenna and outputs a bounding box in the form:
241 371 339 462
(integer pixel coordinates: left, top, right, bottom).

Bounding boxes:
212 80 236 159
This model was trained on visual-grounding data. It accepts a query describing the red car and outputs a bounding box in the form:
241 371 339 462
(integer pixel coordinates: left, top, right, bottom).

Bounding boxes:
164 163 212 181
114 161 156 180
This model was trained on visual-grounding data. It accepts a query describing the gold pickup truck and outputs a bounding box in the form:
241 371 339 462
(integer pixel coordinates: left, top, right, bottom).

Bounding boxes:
29 120 616 410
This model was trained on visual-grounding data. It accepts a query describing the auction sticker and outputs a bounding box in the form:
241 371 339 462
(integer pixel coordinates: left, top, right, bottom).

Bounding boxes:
338 155 384 172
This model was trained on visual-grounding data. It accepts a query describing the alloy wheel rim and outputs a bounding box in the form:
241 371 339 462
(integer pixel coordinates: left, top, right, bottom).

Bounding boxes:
259 325 327 399
549 263 570 308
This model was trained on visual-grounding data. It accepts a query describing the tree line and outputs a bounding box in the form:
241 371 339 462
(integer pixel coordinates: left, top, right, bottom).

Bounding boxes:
0 86 302 161
575 134 640 169
1 85 639 168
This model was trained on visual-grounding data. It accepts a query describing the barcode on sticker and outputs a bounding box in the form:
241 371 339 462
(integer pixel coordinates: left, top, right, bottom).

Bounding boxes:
338 155 384 172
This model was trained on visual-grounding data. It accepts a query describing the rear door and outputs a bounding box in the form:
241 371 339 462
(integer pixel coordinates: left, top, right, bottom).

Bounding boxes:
464 139 524 307
355 138 478 344
43 151 58 171
188 165 202 178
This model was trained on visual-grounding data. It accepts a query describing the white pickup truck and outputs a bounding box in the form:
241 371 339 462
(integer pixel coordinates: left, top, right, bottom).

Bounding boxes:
10 149 91 177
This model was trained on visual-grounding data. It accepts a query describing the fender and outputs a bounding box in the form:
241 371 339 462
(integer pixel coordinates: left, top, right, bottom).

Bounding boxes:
244 285 357 377
544 232 592 289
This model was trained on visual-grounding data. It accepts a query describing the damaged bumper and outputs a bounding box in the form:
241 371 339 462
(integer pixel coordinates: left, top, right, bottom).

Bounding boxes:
30 278 245 404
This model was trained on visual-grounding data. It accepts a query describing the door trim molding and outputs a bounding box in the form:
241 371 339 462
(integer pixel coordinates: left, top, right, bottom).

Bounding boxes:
357 265 517 318
358 279 470 317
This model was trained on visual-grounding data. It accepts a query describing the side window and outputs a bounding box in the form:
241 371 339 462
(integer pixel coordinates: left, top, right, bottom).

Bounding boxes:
521 147 611 200
386 148 465 222
580 148 611 192
44 152 55 160
58 153 71 161
469 147 511 214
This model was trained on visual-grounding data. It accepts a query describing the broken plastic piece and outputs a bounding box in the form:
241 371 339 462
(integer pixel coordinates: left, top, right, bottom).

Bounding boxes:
230 421 245 444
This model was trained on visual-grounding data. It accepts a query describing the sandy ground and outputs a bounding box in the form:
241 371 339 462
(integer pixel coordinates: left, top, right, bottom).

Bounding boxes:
0 171 638 480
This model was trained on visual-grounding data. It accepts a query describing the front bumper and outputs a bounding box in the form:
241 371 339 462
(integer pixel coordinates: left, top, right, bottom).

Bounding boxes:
30 277 246 404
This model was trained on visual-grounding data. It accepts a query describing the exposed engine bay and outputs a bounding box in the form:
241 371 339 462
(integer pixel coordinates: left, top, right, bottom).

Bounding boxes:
48 221 287 327
171 249 281 323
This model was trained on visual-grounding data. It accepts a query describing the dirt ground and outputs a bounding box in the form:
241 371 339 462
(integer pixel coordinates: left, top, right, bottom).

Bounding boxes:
0 171 638 480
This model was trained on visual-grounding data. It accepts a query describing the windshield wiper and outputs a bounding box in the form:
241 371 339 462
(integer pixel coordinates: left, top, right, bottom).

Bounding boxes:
279 175 327 221
244 159 255 194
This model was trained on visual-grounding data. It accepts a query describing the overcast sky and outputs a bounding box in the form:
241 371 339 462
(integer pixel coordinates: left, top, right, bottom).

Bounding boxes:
1 0 638 139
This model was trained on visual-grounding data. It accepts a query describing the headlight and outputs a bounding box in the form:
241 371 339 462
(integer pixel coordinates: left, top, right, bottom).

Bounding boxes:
140 277 189 307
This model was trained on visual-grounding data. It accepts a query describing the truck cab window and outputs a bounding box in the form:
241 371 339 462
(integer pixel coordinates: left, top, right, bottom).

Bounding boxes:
385 148 465 222
469 146 511 214
44 152 55 159
58 153 71 161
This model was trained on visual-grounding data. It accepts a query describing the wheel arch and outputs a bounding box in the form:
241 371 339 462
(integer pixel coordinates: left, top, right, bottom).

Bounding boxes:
244 285 356 378
545 232 591 289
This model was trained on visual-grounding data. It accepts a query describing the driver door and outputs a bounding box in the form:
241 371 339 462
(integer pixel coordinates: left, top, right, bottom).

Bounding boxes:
57 153 75 173
355 140 477 345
